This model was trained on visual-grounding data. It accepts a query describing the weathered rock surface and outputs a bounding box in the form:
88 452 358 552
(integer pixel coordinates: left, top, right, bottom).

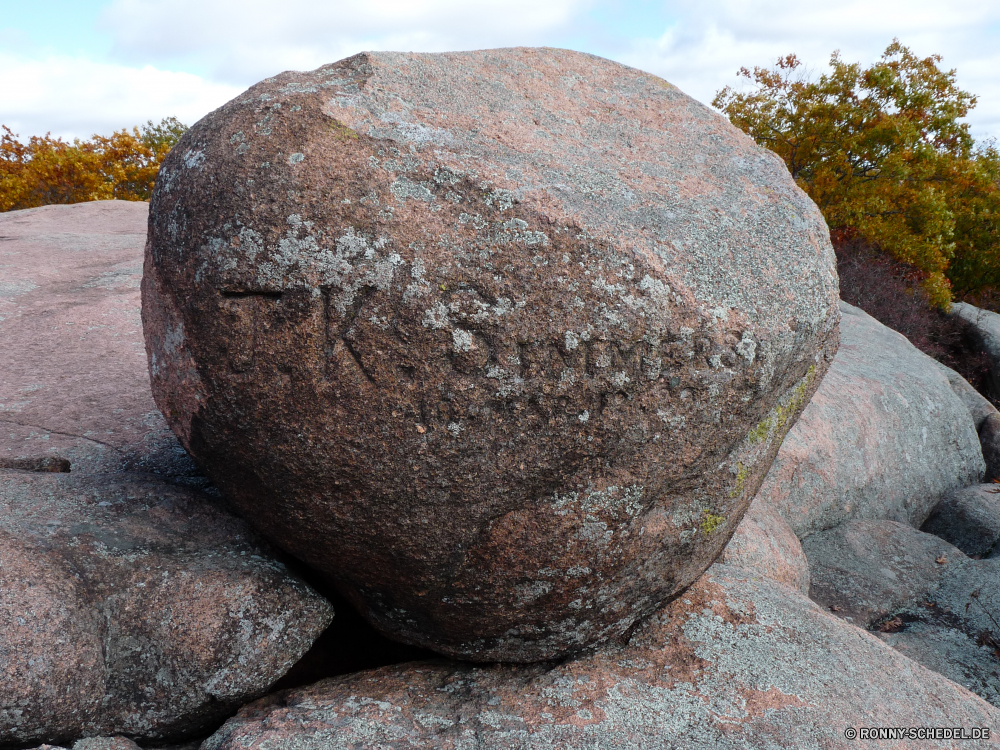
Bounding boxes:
144 47 840 661
933 359 1000 481
876 622 1000 709
719 495 809 593
0 201 197 479
803 519 965 627
805 517 1000 709
758 302 983 539
0 202 334 747
954 302 1000 395
0 471 334 747
923 484 1000 558
202 564 1000 750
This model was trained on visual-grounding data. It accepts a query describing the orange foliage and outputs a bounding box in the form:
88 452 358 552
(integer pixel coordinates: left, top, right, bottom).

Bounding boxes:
0 118 187 212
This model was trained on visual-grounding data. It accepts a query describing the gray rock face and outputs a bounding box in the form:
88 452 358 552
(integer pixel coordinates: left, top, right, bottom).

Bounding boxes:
143 48 840 661
0 472 334 747
719 495 809 593
0 202 334 748
923 484 1000 558
758 302 984 539
805 516 1000 709
876 622 1000 709
803 519 965 628
954 302 1000 395
202 564 1000 750
932 358 1000 481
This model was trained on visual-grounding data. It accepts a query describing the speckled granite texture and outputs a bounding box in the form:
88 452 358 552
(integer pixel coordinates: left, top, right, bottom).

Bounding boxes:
143 47 840 661
202 564 1000 750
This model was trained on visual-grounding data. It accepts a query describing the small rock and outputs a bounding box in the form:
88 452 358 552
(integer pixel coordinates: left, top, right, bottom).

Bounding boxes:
922 484 1000 558
719 495 809 593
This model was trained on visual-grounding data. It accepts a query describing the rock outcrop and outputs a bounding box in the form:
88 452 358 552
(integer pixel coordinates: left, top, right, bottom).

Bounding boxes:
0 201 334 748
143 47 840 661
933 359 1000 481
0 201 197 479
757 301 983 538
202 564 1000 750
804 516 1000 710
803 519 965 627
953 301 1000 395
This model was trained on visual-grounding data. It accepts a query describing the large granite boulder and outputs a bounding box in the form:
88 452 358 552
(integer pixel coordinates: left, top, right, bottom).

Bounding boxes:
202 564 1000 750
803 519 965 628
758 302 984 539
932 359 1000 481
143 47 840 661
0 201 334 747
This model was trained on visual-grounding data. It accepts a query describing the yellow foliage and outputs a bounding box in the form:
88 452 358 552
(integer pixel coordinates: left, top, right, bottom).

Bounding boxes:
0 118 187 212
714 41 1000 307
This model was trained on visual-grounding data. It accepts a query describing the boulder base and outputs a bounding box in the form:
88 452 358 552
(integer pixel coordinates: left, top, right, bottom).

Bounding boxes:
145 48 839 660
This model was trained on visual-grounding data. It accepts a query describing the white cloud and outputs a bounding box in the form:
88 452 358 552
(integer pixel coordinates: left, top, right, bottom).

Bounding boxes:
99 0 590 84
621 0 1000 139
0 53 244 140
3 0 998 141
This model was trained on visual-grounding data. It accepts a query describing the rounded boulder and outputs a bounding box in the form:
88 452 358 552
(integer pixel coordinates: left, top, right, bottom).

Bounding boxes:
143 47 839 661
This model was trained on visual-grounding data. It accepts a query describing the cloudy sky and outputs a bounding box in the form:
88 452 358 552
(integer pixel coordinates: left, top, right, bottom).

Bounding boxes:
2 0 998 143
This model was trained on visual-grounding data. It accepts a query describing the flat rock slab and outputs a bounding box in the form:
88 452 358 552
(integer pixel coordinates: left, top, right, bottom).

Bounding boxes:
923 484 1000 558
758 302 983 539
202 564 1000 750
144 47 840 661
0 470 334 747
0 200 195 478
0 201 334 747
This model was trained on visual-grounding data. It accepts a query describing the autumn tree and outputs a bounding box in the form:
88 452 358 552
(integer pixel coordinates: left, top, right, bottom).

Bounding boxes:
713 40 1000 308
0 117 188 212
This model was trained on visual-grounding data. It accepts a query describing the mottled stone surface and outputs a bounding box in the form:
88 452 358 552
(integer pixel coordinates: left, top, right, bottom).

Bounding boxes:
806 517 1000 709
877 622 1000 709
954 302 1000 396
0 471 334 747
803 519 964 628
759 302 984 539
202 564 1000 750
923 484 1000 558
144 47 840 661
0 202 334 748
0 200 197 479
933 359 1000 481
719 495 809 593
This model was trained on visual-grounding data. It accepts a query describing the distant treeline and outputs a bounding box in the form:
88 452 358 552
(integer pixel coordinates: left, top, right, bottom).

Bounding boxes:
715 40 1000 309
0 117 187 212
